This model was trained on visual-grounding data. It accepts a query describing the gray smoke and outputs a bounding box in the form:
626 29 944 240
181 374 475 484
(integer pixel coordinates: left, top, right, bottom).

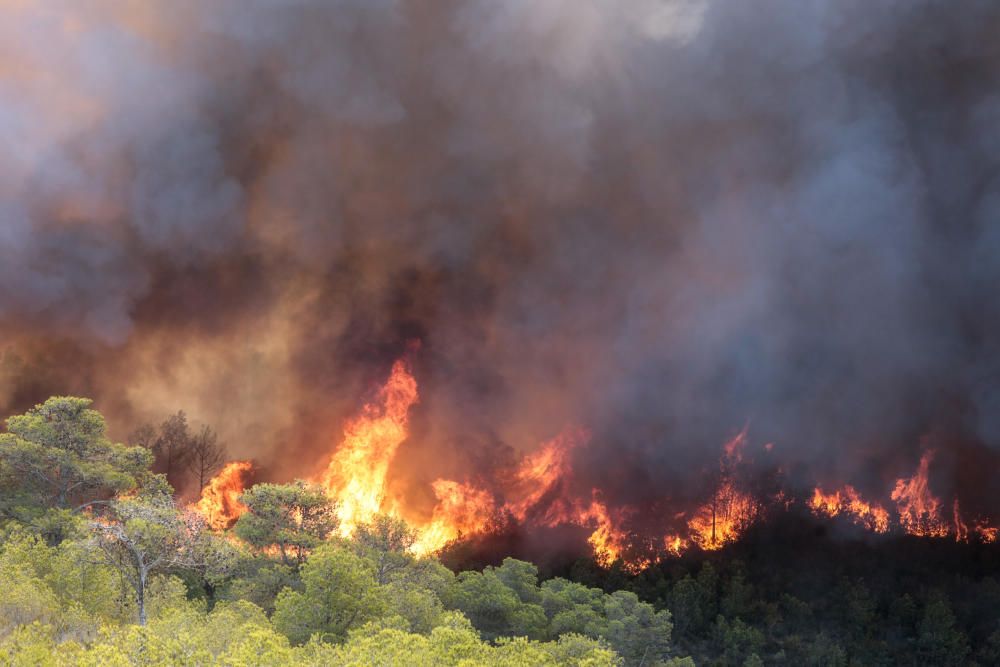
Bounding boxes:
2 0 1000 517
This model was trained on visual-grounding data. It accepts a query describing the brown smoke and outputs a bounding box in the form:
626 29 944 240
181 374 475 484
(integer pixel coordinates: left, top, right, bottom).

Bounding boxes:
2 1 1000 529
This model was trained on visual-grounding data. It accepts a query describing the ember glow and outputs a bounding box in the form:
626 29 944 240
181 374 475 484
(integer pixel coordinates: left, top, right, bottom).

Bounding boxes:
191 461 254 530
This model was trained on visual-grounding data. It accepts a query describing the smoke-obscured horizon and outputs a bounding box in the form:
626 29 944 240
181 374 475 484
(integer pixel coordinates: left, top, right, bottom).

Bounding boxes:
3 0 1000 517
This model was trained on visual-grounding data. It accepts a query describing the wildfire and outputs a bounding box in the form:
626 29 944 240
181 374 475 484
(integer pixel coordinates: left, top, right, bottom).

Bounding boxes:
688 480 759 550
317 359 419 537
577 494 628 568
191 460 254 530
891 451 949 538
976 522 998 544
411 480 496 556
687 430 760 551
191 358 1000 570
809 485 890 533
506 428 584 523
807 451 999 544
664 534 689 557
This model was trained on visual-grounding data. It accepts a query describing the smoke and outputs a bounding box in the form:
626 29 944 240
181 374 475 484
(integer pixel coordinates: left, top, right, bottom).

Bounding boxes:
2 0 1000 517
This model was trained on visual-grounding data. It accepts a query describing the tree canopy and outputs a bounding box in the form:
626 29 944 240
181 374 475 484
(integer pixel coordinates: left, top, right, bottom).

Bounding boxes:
0 397 152 541
234 481 338 568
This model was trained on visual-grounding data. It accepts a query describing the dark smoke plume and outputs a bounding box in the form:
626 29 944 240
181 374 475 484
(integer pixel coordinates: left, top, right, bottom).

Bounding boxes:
2 1 1000 522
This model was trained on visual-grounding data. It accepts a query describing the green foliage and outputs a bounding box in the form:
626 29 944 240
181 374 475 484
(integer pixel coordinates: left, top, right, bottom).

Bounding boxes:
0 398 152 542
223 559 300 614
272 543 387 644
444 560 548 641
712 615 765 666
443 558 673 665
917 590 969 666
0 529 125 641
351 513 417 583
669 562 718 639
234 481 337 568
87 492 221 625
321 614 620 666
600 590 673 664
13 396 1000 665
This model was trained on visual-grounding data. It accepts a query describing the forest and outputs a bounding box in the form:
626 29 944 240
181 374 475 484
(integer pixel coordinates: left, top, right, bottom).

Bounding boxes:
1 397 998 666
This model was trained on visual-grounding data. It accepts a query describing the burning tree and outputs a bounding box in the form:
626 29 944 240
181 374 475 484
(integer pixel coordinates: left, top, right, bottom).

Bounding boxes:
192 460 254 530
87 491 227 625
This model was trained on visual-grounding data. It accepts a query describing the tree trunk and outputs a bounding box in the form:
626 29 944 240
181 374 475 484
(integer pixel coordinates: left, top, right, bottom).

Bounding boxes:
137 569 148 626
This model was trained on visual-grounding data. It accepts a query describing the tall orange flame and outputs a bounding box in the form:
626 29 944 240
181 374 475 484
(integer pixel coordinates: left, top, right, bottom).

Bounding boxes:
317 359 419 537
191 460 254 530
506 428 583 523
687 430 760 550
577 493 630 568
891 451 948 538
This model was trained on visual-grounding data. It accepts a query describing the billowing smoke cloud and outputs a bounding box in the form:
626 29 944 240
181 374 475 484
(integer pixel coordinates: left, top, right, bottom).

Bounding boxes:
2 0 1000 519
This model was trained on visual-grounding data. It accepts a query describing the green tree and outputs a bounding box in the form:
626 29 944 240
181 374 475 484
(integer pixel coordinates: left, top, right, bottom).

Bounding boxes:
916 591 969 666
669 562 719 640
601 590 673 665
234 481 337 568
444 564 548 641
0 397 151 517
86 491 217 625
352 513 417 584
271 543 387 644
0 528 125 635
223 559 300 615
721 563 755 620
496 558 544 605
712 615 764 666
804 632 847 667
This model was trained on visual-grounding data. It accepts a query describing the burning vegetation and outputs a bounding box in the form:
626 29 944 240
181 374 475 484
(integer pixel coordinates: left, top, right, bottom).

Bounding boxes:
191 460 255 531
190 355 1000 571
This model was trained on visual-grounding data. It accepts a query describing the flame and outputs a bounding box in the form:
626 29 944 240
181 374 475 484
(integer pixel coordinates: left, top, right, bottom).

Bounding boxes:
891 451 948 538
809 485 890 533
191 460 254 530
664 534 689 557
577 493 628 568
953 499 969 543
687 430 760 550
317 359 419 537
808 453 998 544
413 428 643 567
411 479 496 556
505 429 583 521
976 522 998 543
193 362 999 569
501 430 637 567
688 480 758 550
